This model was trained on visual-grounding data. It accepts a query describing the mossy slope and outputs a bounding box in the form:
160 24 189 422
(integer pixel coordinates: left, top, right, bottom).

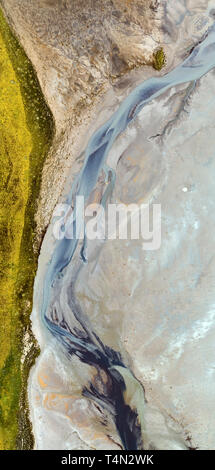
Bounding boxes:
153 48 166 71
0 9 54 449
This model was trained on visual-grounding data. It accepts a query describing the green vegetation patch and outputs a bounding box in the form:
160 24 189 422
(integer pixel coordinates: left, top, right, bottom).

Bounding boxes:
0 8 54 449
153 48 166 71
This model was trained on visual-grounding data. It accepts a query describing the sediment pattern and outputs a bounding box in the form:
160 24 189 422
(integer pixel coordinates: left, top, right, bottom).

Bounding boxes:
40 23 215 449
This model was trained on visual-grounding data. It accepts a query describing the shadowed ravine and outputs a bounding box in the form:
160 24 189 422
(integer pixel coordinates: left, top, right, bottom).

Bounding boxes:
41 24 215 450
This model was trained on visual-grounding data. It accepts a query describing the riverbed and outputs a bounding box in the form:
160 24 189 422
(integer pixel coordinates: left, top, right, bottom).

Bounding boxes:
29 0 215 450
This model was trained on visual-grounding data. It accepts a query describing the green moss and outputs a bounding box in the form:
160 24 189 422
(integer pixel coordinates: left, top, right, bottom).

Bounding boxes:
0 8 54 449
153 48 166 71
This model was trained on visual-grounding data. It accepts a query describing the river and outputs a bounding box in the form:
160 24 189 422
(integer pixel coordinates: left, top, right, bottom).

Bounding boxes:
29 2 215 450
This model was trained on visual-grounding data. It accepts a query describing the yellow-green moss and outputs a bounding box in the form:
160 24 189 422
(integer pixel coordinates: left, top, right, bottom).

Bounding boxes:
0 9 54 449
153 48 166 71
